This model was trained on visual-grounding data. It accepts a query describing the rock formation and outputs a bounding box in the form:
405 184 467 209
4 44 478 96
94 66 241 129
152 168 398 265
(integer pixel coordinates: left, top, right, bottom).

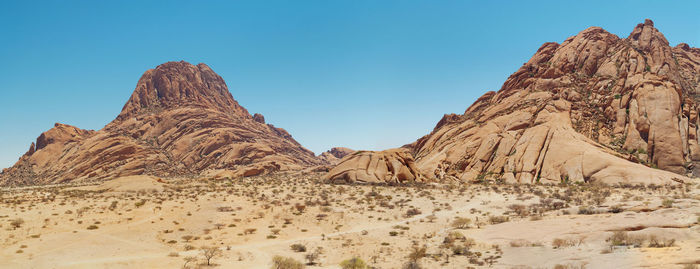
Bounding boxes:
324 149 425 184
1 61 321 186
406 19 697 185
318 147 355 164
328 19 698 185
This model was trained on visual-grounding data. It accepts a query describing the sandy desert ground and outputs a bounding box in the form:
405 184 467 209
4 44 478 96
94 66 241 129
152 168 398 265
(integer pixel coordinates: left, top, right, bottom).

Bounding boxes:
1 173 698 269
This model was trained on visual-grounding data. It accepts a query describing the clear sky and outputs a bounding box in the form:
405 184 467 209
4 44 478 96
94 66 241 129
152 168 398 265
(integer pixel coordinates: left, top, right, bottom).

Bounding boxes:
1 0 699 169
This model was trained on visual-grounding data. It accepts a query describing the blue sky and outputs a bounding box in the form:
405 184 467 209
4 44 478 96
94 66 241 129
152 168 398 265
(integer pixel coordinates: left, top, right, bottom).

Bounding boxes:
1 0 699 169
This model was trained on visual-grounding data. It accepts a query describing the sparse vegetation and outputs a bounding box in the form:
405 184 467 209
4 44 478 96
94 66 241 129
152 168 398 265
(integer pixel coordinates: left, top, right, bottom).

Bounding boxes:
340 257 367 269
272 255 305 269
0 171 696 268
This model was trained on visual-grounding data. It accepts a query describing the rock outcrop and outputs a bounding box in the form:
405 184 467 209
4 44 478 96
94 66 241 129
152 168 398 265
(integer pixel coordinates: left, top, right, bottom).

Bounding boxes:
324 149 425 184
323 19 696 185
318 147 355 164
407 19 698 185
1 61 321 186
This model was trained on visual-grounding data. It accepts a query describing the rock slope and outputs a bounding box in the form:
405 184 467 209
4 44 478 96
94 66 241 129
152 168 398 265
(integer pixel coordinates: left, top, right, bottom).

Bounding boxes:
1 61 321 186
328 19 698 185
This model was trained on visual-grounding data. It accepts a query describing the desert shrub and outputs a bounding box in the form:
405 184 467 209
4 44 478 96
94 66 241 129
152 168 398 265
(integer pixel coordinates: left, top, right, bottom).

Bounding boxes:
408 245 426 262
200 246 221 266
272 255 305 269
389 231 399 236
443 231 465 244
109 201 118 210
340 257 367 269
451 217 471 229
608 205 624 213
552 238 576 249
509 239 536 247
403 261 423 269
452 245 469 255
217 206 234 212
305 250 320 265
294 203 306 213
405 208 422 217
488 215 509 224
87 225 99 230
10 218 24 229
508 204 529 217
577 206 595 215
182 256 197 269
607 231 645 247
647 235 675 248
290 243 307 252
451 238 476 255
662 199 674 208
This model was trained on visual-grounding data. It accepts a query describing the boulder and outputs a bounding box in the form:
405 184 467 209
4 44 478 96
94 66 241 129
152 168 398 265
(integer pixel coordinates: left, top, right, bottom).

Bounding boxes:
325 149 425 184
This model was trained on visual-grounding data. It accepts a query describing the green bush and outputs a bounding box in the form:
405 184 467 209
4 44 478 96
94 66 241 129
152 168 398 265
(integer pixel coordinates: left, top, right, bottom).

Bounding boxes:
271 255 305 269
340 257 367 269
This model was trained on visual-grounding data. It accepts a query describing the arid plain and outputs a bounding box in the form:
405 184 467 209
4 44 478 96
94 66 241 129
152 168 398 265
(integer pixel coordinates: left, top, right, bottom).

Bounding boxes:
1 173 698 268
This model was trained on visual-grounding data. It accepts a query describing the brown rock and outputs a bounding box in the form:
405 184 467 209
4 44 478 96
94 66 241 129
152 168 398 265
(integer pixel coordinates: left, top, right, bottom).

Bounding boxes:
252 113 265 124
1 61 321 186
405 19 699 184
324 149 425 184
318 147 355 164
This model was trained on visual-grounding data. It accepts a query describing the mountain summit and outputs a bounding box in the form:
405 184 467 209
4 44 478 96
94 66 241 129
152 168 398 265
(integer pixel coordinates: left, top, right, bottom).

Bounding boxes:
1 61 321 186
116 61 250 120
328 19 700 185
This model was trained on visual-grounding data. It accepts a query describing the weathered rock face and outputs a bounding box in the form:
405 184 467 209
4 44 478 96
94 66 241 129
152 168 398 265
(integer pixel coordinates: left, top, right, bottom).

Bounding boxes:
1 61 321 186
318 147 355 164
324 149 425 184
407 19 697 185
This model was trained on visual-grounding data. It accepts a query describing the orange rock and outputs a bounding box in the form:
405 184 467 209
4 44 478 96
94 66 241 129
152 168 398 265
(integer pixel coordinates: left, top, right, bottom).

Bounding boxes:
324 149 425 184
318 147 355 164
1 61 321 186
408 19 699 184
327 20 699 185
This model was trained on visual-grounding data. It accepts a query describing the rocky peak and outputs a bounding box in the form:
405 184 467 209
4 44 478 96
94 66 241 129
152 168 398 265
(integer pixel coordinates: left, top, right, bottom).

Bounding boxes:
2 62 322 186
35 123 93 152
116 61 250 121
627 19 670 52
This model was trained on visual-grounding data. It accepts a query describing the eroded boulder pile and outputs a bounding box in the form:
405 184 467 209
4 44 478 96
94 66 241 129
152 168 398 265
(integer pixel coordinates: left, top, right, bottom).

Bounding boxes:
318 147 355 164
324 149 424 184
407 19 698 185
328 19 698 185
